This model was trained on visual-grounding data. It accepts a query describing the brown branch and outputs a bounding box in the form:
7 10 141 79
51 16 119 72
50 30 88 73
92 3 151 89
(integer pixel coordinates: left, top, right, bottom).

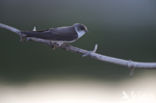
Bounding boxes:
0 23 156 69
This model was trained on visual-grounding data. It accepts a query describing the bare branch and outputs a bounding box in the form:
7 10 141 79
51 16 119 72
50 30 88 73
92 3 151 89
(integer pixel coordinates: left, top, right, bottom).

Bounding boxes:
0 23 21 35
82 44 98 57
0 23 156 69
33 26 36 31
93 44 98 53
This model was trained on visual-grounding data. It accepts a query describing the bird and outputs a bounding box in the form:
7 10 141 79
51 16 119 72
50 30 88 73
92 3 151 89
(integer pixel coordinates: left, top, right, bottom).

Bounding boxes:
21 23 88 47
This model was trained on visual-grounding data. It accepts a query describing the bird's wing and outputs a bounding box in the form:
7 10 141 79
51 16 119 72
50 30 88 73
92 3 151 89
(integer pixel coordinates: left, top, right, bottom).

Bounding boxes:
22 26 78 41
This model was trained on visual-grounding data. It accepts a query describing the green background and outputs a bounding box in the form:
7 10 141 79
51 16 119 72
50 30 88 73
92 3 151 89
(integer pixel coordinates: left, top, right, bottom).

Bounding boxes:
0 0 156 83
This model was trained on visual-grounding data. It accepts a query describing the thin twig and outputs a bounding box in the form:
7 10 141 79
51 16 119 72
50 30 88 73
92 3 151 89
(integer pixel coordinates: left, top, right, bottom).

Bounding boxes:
0 23 156 69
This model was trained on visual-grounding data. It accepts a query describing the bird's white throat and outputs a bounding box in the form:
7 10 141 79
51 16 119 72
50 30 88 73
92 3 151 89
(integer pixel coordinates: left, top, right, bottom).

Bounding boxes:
74 27 86 38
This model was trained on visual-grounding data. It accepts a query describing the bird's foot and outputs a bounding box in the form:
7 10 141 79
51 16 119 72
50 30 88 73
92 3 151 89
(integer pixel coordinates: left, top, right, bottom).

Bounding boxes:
48 41 55 50
19 34 26 42
49 41 61 50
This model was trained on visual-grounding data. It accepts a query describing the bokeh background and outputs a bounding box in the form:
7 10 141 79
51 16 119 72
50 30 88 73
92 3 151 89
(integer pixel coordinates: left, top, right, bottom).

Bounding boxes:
0 0 156 103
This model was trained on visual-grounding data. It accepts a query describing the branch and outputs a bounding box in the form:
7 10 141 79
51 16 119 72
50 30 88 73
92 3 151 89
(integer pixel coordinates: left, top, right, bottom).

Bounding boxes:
0 23 156 70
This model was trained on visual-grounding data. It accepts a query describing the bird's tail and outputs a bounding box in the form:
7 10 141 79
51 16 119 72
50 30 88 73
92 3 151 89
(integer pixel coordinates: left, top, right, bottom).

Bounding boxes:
21 31 39 37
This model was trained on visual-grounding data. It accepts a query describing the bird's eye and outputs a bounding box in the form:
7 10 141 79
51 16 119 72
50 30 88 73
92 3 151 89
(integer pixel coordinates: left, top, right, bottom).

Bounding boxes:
80 26 84 30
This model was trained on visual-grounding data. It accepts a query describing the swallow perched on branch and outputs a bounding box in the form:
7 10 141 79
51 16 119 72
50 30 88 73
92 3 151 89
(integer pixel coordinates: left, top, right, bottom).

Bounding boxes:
21 23 88 47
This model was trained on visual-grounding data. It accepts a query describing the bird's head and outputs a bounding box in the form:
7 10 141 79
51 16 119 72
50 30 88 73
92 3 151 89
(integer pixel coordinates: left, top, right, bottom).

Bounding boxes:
73 23 88 38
